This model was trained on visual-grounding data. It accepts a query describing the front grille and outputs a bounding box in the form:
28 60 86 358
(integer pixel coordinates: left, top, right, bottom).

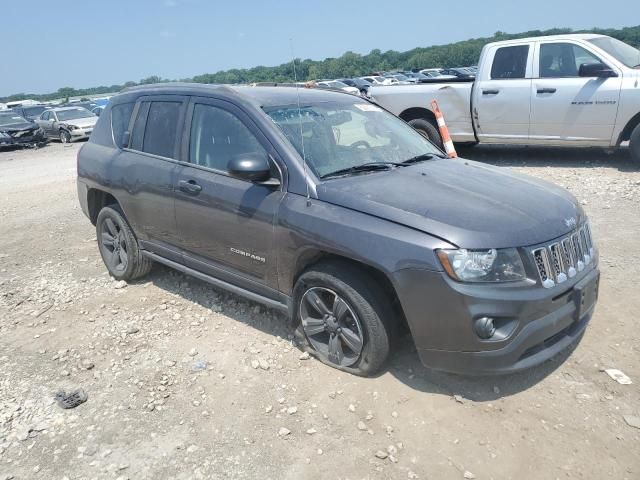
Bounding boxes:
531 223 595 288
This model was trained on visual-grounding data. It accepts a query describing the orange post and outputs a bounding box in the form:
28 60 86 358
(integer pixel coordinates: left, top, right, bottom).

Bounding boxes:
430 100 457 158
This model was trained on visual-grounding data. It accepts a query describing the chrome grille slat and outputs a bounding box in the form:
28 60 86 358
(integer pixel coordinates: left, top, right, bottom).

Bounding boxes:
531 223 595 288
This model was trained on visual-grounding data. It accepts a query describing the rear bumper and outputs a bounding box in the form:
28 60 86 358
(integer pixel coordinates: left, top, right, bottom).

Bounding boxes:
393 265 599 375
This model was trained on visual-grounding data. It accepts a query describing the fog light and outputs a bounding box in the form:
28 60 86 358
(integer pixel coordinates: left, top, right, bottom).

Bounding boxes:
474 316 496 339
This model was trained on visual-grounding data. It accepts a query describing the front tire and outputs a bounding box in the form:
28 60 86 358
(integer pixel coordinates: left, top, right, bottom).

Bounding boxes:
59 129 71 143
408 117 443 149
96 205 152 281
630 123 640 164
293 263 394 376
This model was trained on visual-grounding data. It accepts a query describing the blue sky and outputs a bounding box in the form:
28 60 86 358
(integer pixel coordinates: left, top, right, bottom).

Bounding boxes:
2 0 634 96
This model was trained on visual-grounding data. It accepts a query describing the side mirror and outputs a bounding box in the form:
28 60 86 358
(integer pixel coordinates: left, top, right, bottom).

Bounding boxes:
121 131 131 149
579 62 617 78
228 153 273 183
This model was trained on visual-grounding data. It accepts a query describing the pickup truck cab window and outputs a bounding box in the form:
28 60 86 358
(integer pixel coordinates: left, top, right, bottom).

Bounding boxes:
490 45 529 79
539 43 602 77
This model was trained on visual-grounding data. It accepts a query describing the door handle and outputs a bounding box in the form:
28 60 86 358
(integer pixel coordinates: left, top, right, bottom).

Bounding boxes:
482 89 500 95
537 87 557 94
178 179 202 195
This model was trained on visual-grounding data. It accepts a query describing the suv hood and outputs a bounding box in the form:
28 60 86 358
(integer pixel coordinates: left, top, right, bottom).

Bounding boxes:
1 121 37 132
316 158 585 249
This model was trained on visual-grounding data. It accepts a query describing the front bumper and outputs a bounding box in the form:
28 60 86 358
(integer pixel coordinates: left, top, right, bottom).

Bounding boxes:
69 128 93 140
393 263 599 375
0 129 47 148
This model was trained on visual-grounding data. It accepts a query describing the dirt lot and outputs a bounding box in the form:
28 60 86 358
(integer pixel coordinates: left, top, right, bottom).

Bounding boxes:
1 142 639 480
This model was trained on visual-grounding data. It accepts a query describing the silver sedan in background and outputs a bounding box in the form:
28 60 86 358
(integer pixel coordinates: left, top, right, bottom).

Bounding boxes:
35 107 98 143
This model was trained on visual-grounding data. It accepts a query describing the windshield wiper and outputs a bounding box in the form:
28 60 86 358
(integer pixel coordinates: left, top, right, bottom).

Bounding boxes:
401 153 445 164
321 161 403 179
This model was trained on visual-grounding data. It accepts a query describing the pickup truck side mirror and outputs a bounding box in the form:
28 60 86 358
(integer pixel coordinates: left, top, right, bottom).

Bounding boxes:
228 152 276 184
578 62 617 78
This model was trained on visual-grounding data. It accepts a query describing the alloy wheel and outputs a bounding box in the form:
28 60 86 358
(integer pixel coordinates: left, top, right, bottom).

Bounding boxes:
299 287 364 367
100 217 128 273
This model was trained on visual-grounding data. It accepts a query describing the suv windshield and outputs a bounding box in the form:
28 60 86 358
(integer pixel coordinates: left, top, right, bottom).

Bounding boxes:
0 114 28 126
265 101 442 179
588 37 640 68
56 108 94 121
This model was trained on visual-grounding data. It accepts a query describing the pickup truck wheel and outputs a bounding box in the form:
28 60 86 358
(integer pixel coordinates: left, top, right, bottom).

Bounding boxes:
96 205 152 282
293 264 394 376
630 123 640 164
59 129 71 144
408 118 443 149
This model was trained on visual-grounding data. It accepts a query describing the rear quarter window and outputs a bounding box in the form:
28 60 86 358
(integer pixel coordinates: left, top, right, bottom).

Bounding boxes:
111 103 134 148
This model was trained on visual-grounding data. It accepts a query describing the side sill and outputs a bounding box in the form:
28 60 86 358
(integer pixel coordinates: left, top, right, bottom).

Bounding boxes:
142 251 290 313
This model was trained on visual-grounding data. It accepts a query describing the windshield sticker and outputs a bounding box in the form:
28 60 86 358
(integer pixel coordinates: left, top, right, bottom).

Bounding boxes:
354 103 382 112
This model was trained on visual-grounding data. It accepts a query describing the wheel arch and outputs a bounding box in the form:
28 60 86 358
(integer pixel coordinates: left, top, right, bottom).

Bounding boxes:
87 188 119 225
291 250 408 330
399 107 437 124
617 111 640 145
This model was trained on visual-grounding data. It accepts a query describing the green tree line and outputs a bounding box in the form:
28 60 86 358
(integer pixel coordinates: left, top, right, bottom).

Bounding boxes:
2 25 638 103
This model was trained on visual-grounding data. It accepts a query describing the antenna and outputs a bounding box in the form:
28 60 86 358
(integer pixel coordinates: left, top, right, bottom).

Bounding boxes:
290 39 311 206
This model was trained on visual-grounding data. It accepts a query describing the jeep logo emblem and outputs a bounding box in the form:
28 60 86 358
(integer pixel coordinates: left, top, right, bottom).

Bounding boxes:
564 217 577 229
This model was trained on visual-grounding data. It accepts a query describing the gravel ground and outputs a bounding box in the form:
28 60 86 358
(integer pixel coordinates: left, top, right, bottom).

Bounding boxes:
0 142 639 480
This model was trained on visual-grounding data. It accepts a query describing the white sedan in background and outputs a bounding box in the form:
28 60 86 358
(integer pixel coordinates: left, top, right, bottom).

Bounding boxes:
316 80 360 95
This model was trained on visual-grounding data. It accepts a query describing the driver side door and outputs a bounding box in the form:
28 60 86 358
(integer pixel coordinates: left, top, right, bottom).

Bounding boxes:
174 97 285 293
529 41 623 145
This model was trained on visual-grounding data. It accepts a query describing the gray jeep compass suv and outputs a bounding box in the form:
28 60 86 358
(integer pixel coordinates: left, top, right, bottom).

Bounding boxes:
77 83 600 376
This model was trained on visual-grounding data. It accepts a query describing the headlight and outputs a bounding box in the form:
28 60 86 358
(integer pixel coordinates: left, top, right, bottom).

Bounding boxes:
67 125 78 131
437 248 526 283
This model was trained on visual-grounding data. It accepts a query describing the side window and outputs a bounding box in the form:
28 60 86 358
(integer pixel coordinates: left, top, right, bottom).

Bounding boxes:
189 104 267 173
491 45 529 79
142 101 181 158
539 43 602 78
42 111 50 121
110 103 134 148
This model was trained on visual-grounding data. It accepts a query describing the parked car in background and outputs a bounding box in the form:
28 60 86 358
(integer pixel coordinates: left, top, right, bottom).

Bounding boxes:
77 83 599 376
338 78 372 95
9 104 51 122
440 67 476 79
316 80 360 95
419 68 457 79
403 71 429 82
369 34 640 163
35 107 98 143
361 75 393 86
384 73 412 84
0 111 47 149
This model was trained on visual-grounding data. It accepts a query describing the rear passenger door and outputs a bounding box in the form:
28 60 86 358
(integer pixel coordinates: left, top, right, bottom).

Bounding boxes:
111 95 187 263
472 42 533 143
174 97 284 293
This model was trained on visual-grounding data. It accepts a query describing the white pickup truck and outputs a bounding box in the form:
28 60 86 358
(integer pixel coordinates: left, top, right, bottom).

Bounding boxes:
369 34 640 162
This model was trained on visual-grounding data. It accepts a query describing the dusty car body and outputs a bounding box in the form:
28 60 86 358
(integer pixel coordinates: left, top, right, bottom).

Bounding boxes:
77 83 599 376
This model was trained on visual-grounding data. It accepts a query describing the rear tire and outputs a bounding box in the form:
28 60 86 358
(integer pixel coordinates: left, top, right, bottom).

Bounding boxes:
96 205 152 282
408 117 443 149
630 123 640 165
293 263 394 376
